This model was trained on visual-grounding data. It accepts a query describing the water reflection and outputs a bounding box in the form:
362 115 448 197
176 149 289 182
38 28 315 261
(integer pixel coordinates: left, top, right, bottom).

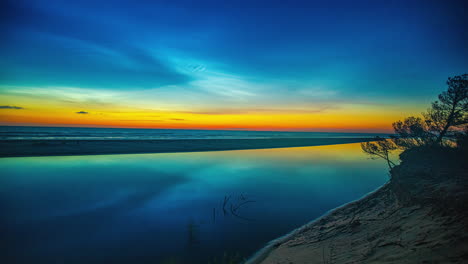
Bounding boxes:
0 143 388 263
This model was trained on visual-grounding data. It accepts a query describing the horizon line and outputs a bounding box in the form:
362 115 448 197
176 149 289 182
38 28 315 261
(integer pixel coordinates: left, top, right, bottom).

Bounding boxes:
0 124 392 134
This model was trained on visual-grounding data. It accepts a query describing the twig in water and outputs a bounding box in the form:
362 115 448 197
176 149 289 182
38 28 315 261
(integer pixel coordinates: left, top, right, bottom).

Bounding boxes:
230 204 255 221
232 200 256 212
223 195 231 216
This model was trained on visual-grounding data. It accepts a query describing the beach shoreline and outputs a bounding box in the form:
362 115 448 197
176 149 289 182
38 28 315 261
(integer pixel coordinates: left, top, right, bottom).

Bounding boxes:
0 137 374 158
246 146 468 264
245 184 390 264
247 183 467 264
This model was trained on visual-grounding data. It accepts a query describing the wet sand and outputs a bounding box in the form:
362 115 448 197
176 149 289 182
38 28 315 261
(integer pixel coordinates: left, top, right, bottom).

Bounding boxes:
0 137 373 157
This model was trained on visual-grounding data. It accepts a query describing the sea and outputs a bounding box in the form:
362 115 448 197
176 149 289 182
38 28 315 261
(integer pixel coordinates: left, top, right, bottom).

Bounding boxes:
0 126 388 140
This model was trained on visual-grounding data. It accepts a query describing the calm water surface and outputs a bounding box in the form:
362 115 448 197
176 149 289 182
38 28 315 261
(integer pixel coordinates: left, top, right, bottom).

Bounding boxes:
0 126 386 140
0 143 388 263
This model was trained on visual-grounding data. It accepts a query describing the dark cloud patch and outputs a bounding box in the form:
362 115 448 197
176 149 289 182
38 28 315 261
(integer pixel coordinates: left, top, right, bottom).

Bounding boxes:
76 111 89 114
169 118 185 121
0 105 23 109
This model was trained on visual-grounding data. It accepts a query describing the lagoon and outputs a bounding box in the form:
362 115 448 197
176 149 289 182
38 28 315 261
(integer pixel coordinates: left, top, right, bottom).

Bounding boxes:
0 143 388 263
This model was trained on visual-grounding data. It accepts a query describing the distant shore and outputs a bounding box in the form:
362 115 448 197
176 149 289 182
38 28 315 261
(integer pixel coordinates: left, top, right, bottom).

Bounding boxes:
0 137 374 157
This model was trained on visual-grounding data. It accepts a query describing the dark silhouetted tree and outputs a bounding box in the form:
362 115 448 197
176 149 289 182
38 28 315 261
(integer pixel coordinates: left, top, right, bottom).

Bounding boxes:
362 74 467 170
389 74 467 148
391 116 435 149
424 74 468 144
361 137 397 170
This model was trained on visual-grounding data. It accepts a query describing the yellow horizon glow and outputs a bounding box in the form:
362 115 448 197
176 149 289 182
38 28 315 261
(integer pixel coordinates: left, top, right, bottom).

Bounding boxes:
0 88 428 133
0 106 420 133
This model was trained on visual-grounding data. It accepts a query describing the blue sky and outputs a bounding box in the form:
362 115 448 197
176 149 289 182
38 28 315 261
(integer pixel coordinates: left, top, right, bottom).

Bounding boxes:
0 0 467 131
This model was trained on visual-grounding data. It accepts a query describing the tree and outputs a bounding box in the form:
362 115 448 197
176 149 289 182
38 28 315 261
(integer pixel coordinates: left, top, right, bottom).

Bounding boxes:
424 74 468 144
361 137 397 170
361 74 467 170
391 116 435 149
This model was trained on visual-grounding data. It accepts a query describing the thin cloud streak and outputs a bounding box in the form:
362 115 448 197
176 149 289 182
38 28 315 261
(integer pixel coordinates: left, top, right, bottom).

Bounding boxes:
0 105 24 109
178 106 339 115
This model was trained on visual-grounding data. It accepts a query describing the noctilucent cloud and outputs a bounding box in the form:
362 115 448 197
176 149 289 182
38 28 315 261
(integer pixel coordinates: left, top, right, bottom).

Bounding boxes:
1 0 467 131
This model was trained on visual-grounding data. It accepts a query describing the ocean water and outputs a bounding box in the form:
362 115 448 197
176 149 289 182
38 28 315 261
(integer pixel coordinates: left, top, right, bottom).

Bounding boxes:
0 126 387 140
0 143 389 263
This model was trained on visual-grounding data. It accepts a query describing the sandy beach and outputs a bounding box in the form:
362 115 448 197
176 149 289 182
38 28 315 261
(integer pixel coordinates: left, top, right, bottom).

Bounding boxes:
246 147 468 264
247 184 467 264
0 137 373 157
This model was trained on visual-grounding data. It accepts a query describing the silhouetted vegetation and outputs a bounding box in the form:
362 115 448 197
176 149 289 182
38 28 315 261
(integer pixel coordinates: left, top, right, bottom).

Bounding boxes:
426 74 468 144
362 74 468 169
361 137 397 170
391 116 436 149
219 194 256 221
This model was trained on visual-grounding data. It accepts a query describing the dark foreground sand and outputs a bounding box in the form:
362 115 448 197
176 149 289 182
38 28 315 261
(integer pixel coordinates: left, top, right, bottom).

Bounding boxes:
0 137 373 157
246 147 468 264
247 184 467 264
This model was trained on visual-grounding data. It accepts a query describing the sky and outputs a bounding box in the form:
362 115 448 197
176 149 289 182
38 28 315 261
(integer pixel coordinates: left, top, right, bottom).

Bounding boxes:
0 0 467 132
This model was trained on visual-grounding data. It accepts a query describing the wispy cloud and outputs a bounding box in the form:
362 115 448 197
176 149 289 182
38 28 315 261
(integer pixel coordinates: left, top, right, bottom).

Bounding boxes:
76 111 89 114
0 105 23 109
178 106 337 115
118 119 163 122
